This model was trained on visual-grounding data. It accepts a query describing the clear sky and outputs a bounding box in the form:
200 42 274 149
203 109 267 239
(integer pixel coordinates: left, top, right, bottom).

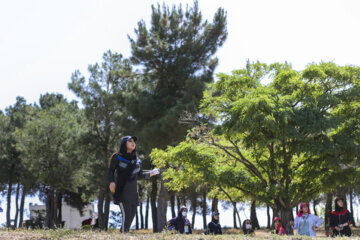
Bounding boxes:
1 0 360 111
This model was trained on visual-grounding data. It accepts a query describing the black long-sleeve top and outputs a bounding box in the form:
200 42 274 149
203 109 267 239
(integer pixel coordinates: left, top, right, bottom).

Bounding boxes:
108 152 150 205
330 209 354 236
206 220 222 235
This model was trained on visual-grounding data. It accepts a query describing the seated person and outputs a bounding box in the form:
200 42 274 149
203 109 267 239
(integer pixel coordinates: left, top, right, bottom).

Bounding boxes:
330 197 354 237
167 206 192 234
205 211 222 235
242 219 255 236
272 217 286 235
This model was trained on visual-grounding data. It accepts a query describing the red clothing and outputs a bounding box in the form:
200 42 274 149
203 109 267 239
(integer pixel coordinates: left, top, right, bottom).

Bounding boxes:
277 225 286 236
273 217 287 236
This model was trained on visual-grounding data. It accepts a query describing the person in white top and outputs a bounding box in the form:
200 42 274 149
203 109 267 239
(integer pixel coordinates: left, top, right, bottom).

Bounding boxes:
290 203 323 237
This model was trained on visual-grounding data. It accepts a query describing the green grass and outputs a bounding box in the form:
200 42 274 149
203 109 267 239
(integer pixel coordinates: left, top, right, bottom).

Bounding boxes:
0 228 359 240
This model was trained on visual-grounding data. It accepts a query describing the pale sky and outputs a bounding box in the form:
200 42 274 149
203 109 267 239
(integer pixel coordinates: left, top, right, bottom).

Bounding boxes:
1 0 360 227
1 0 360 111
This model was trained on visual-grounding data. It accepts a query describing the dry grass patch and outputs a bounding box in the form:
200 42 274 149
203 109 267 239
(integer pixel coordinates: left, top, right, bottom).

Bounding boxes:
0 228 359 240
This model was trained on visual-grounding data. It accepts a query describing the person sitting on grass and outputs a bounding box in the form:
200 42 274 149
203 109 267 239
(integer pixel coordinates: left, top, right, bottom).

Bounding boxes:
242 219 255 236
205 211 222 235
167 206 192 234
330 197 354 237
271 217 287 236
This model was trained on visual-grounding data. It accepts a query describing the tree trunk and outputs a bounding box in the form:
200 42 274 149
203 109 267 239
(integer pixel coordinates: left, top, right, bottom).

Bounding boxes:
170 192 176 218
250 200 260 229
325 192 333 234
202 191 207 230
156 178 169 232
6 182 13 228
14 183 20 228
233 206 238 229
233 202 241 229
140 197 144 229
145 195 150 229
278 205 294 235
181 193 186 209
312 199 318 216
19 185 26 228
176 195 181 212
97 187 105 230
52 189 57 228
211 196 218 212
191 193 197 229
135 208 139 230
104 193 110 230
272 206 279 218
56 192 62 227
138 184 144 229
349 189 355 226
266 204 270 229
45 189 51 228
45 188 56 229
150 177 158 232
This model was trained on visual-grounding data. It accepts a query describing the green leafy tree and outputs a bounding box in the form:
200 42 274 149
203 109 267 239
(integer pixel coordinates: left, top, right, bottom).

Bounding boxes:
198 62 360 234
151 138 247 228
127 1 227 231
0 97 30 228
152 62 360 234
14 94 88 228
69 51 134 229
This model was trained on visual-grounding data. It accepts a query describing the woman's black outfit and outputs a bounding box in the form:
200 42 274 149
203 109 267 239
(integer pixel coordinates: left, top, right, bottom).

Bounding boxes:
330 198 354 237
205 215 222 235
167 207 192 234
108 137 150 232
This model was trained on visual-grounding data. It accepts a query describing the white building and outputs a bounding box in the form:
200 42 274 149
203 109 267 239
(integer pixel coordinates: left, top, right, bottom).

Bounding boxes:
29 202 96 229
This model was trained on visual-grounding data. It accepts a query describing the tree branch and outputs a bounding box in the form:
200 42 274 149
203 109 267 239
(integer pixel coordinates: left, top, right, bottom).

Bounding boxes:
225 135 268 186
232 185 276 209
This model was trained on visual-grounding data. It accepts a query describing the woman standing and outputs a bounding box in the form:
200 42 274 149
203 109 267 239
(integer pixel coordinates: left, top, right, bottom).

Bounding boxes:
108 136 159 232
290 203 323 237
330 197 354 237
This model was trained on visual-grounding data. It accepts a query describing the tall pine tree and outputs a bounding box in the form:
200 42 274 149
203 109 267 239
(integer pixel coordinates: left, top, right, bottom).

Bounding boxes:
127 1 227 231
69 51 134 229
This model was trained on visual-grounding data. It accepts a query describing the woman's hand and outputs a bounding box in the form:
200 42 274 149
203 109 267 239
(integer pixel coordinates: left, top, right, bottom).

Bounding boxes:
109 182 116 194
150 168 160 177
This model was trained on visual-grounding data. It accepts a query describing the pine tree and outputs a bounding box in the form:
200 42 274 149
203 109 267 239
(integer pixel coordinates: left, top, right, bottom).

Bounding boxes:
127 1 227 231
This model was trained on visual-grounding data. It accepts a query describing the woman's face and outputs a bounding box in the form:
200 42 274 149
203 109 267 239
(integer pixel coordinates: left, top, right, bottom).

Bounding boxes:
302 205 309 214
245 221 251 229
337 199 343 208
214 215 219 220
126 138 136 153
182 209 188 217
274 220 280 228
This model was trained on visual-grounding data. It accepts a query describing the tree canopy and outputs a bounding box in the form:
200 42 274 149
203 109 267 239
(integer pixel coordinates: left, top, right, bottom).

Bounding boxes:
151 62 360 234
